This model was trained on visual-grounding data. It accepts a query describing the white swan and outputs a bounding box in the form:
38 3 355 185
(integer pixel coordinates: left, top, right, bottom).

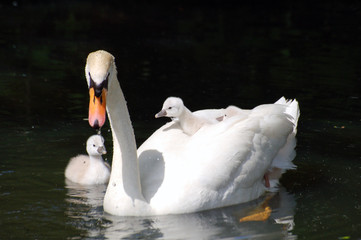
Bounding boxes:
155 96 216 135
65 135 110 185
192 101 298 190
85 50 300 216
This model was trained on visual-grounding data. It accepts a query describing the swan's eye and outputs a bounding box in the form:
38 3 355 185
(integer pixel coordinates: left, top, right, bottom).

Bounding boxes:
93 144 96 147
88 72 108 97
168 107 172 110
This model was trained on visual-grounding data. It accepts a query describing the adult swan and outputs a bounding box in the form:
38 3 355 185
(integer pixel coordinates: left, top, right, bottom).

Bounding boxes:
85 50 300 216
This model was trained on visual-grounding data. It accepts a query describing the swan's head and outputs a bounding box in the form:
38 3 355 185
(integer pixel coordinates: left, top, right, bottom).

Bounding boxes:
85 50 115 129
155 97 184 119
86 134 107 156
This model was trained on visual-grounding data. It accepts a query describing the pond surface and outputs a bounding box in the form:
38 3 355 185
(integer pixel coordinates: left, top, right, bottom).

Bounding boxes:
0 1 360 239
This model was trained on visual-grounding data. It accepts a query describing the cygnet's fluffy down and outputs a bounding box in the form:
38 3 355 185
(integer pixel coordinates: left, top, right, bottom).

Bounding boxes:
65 135 110 185
155 97 214 135
217 105 251 121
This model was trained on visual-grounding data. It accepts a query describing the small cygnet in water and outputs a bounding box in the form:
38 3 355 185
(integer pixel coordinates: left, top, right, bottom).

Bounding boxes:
155 97 213 135
65 135 110 185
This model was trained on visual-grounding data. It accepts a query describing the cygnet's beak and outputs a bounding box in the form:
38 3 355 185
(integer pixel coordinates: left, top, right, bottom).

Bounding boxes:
216 115 225 122
155 109 167 118
89 87 107 129
97 146 107 155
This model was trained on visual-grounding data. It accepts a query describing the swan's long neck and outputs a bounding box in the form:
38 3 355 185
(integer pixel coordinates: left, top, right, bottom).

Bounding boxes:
105 69 145 201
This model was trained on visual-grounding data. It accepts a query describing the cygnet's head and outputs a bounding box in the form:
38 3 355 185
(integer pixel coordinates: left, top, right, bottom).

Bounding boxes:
86 135 107 156
155 97 184 118
216 106 242 121
224 106 242 118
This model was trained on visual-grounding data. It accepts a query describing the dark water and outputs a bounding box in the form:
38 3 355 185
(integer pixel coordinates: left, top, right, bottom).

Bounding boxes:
1 1 360 239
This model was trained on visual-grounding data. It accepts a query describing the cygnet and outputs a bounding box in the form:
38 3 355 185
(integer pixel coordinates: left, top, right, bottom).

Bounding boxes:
217 105 250 121
65 135 110 185
155 97 213 135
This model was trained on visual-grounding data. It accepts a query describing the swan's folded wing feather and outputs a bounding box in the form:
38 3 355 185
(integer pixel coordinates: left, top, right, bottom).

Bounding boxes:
186 105 293 190
138 102 296 212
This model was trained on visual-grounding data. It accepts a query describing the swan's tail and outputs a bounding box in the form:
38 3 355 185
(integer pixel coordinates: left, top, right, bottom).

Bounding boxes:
275 97 300 132
268 97 300 191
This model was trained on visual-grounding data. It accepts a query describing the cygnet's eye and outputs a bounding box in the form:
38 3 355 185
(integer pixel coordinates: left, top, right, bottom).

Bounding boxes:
93 144 96 147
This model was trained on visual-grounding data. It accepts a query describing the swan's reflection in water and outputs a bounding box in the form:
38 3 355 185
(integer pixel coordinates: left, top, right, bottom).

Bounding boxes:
65 184 296 239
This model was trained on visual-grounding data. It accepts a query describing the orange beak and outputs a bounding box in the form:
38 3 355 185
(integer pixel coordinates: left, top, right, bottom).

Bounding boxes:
88 87 107 129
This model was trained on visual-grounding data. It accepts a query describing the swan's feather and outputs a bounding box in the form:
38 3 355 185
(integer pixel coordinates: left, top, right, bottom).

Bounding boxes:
138 101 298 213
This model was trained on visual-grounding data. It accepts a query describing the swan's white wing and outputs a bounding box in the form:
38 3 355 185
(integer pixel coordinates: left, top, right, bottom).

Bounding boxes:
138 103 295 213
193 109 225 123
193 108 251 122
138 121 189 203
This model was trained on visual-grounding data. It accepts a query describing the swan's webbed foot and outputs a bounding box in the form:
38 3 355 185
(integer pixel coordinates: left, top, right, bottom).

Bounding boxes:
239 194 274 222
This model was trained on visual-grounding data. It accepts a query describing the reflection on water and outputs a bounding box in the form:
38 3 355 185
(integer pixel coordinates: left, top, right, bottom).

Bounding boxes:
65 184 296 239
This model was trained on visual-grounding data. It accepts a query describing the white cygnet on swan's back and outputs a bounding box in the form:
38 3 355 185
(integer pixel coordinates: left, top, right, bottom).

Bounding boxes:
65 135 110 185
220 105 250 120
155 97 212 135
